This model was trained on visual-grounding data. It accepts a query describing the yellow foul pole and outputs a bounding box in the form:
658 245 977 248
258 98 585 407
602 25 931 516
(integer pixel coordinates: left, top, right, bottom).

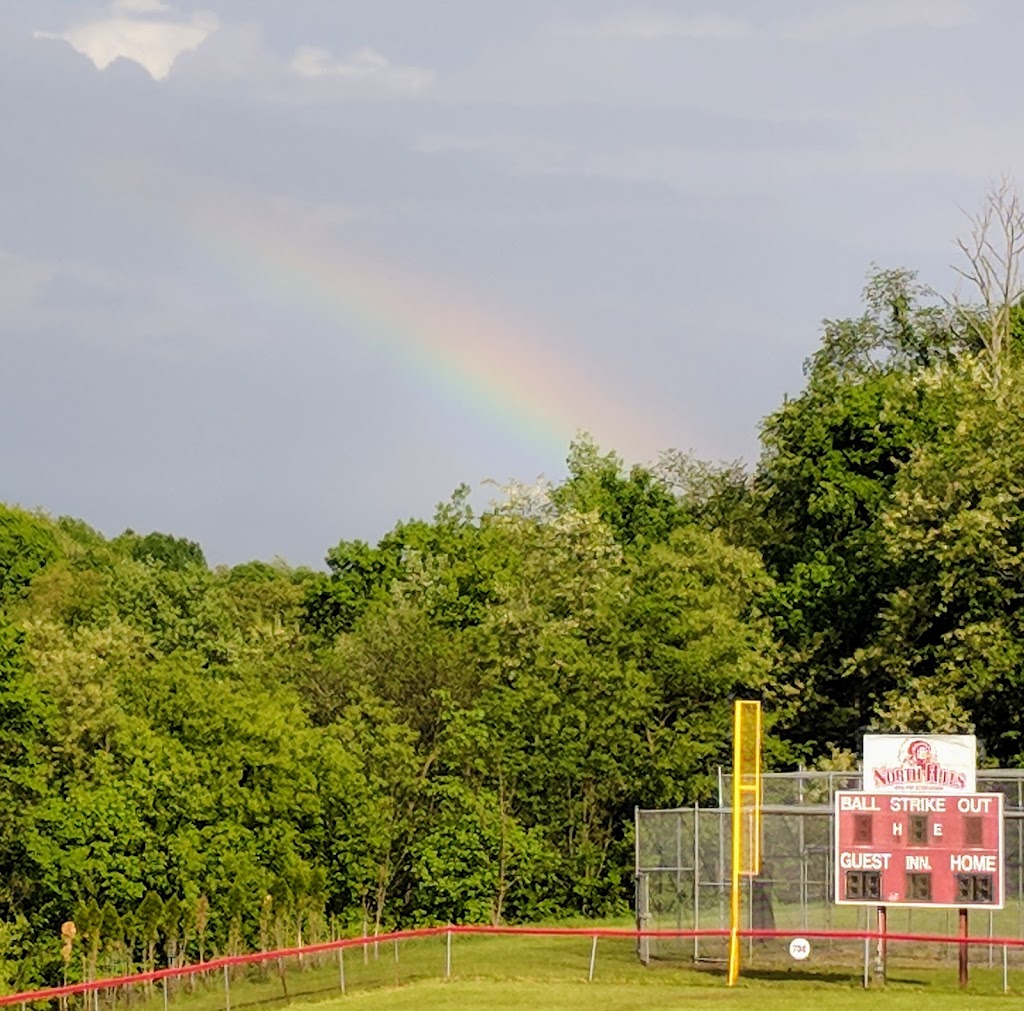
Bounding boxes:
727 700 762 987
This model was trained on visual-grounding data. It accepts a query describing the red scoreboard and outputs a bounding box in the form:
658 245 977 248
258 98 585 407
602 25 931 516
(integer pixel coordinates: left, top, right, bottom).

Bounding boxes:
834 791 1004 908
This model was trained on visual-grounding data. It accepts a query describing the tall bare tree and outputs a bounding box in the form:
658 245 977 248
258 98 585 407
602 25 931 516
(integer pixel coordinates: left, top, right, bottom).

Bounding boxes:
952 177 1024 390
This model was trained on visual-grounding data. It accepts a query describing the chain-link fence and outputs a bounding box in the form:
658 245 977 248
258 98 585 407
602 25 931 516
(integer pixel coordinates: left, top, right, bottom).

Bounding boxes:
6 924 1024 1008
0 929 639 1011
635 770 1024 968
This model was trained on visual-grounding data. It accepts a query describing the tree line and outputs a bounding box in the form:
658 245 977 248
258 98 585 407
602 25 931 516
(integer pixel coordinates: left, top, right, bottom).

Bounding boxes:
3 184 1024 988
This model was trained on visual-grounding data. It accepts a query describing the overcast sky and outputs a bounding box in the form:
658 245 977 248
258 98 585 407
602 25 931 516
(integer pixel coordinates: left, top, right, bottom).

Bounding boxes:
4 0 1021 566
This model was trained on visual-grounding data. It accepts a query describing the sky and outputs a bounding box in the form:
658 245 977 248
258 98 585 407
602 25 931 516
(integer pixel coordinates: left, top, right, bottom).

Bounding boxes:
3 0 1022 567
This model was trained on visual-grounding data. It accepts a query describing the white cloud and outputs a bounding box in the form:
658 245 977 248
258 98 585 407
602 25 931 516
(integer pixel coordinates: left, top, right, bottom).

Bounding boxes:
561 13 750 42
289 46 434 93
110 0 170 13
34 8 218 81
783 0 974 42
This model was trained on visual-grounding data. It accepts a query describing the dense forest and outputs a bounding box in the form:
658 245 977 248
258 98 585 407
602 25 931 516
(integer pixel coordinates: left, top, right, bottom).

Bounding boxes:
5 189 1024 988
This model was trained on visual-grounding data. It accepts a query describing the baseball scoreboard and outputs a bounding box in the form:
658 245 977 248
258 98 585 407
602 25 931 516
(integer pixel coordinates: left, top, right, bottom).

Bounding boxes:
834 790 1004 908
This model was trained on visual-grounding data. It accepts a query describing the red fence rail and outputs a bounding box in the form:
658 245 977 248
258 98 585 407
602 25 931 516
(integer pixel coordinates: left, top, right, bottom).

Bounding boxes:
4 924 1024 1005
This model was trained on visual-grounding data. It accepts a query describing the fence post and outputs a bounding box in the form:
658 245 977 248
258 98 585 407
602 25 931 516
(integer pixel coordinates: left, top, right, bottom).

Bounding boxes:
694 801 700 963
588 935 598 982
675 810 683 939
337 945 346 995
958 908 969 989
223 964 231 1011
1003 944 1008 994
874 905 887 983
445 930 452 979
163 978 169 1011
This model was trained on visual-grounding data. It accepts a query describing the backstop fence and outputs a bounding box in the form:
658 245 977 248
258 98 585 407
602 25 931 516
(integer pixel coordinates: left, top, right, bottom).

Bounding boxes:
635 769 1024 967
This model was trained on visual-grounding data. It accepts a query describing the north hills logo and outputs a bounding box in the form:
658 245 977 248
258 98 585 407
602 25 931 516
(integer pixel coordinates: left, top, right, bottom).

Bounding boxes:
870 738 968 791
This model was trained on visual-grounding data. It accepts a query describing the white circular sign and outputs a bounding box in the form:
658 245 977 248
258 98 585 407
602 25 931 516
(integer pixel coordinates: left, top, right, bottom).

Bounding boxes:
789 937 811 961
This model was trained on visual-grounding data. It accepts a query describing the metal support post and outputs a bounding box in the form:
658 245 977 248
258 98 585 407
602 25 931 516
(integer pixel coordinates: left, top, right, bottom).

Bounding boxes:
445 930 452 979
959 908 969 989
874 906 887 983
693 801 700 962
675 810 683 935
223 964 231 1011
798 771 807 931
588 935 598 982
337 945 346 994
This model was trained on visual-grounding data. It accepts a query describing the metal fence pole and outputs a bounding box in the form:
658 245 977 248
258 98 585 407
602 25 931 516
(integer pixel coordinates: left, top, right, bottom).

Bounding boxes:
223 964 230 1011
446 930 452 978
676 810 684 948
798 775 808 931
719 805 726 936
163 979 169 1011
747 875 753 962
1004 945 1009 993
693 802 700 963
337 945 346 994
588 935 598 982
1011 815 1019 954
634 805 640 883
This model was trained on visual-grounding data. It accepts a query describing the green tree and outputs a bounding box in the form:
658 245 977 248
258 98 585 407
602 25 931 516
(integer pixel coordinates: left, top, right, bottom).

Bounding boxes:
755 304 960 750
627 525 788 801
162 895 182 968
552 435 686 550
0 627 54 924
0 507 60 607
136 891 163 974
852 365 1024 758
118 531 207 571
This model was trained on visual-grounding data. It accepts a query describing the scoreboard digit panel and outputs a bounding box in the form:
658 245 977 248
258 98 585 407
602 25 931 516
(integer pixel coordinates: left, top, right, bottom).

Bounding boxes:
834 791 1004 908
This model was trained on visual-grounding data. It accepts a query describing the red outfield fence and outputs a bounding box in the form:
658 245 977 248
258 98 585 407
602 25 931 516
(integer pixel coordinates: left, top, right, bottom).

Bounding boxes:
5 924 1024 1006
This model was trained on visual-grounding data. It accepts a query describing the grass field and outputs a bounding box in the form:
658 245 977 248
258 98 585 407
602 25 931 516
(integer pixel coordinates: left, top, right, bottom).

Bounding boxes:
139 925 1024 1011
301 979 1017 1009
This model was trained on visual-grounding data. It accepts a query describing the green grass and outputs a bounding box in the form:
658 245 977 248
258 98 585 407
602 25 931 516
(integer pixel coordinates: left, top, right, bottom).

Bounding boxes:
139 926 1024 1011
299 980 1018 1010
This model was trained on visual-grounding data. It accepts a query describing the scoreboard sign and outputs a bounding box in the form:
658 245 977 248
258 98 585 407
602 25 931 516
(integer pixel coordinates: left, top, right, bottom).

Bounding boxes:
834 792 1004 908
863 735 976 793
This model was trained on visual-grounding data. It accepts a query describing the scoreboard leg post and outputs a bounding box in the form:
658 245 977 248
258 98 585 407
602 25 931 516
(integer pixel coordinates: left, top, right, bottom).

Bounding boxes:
873 906 888 983
958 908 969 990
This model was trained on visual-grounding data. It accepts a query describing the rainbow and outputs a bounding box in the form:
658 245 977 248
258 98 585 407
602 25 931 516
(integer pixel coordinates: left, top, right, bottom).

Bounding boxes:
110 169 682 465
